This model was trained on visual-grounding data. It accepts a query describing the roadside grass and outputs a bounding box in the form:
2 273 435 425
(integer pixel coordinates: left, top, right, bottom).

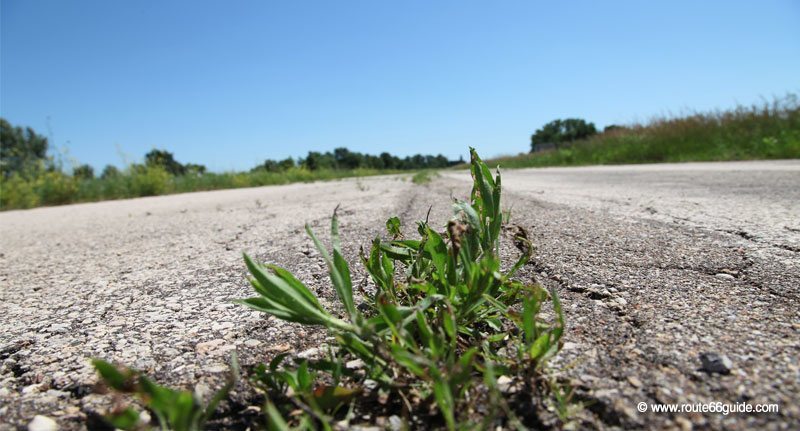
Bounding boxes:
411 169 439 184
0 167 398 211
93 148 573 430
488 94 800 168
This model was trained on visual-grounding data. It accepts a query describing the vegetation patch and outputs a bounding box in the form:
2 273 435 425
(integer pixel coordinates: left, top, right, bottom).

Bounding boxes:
411 170 439 185
495 95 800 168
92 149 573 430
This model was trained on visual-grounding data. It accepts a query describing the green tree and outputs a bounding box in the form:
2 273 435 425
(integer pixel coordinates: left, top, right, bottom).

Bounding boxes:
184 163 207 175
0 118 50 178
379 152 398 169
100 165 121 179
277 157 294 171
73 164 95 180
302 151 336 170
333 147 362 169
530 118 597 152
145 149 186 176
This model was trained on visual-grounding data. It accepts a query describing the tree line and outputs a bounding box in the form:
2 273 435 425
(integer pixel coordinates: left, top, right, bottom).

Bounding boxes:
1 117 459 181
255 147 460 172
530 118 625 152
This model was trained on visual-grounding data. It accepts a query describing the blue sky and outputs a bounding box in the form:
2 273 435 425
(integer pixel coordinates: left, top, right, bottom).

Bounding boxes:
2 1 798 172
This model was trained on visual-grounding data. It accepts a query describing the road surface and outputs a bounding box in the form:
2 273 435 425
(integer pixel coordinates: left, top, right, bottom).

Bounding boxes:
1 160 798 429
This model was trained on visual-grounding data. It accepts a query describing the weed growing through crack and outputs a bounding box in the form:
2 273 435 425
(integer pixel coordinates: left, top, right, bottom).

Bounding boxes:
92 148 571 430
91 356 239 431
239 148 568 429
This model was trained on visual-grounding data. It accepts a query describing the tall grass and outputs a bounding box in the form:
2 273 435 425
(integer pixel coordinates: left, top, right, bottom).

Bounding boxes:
492 94 800 168
0 167 396 210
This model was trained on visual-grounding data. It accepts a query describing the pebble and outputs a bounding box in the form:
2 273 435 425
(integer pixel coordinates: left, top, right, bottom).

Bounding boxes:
47 324 70 334
627 376 643 388
346 359 365 369
267 343 291 352
715 273 735 280
298 347 319 358
28 415 58 431
699 352 733 374
195 339 226 354
211 322 233 331
21 384 43 394
363 379 379 391
496 375 513 392
243 339 261 347
674 416 693 431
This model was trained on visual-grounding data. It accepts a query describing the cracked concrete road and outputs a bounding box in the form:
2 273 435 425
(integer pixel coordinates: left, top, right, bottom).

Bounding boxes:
1 160 799 430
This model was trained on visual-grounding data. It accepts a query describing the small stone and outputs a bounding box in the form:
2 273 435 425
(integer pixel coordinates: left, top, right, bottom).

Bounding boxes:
47 324 70 334
196 339 225 354
28 415 58 431
715 273 735 280
674 416 692 431
267 343 291 352
699 352 733 374
616 297 628 306
298 347 319 359
579 374 597 382
243 339 261 347
363 379 379 391
593 388 619 398
211 322 233 331
346 359 365 369
22 384 43 394
627 376 642 388
388 415 403 431
496 375 513 392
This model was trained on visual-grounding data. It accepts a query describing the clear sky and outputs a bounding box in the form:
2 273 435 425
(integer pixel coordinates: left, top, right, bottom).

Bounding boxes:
2 1 798 172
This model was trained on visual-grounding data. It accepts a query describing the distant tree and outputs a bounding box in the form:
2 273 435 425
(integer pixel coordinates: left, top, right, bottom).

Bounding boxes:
254 157 294 173
433 154 450 168
530 118 597 152
379 152 397 169
302 151 336 170
603 124 626 133
333 147 363 169
0 118 50 178
100 165 121 179
278 157 294 171
184 163 206 175
298 148 453 171
73 164 95 180
145 149 186 175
